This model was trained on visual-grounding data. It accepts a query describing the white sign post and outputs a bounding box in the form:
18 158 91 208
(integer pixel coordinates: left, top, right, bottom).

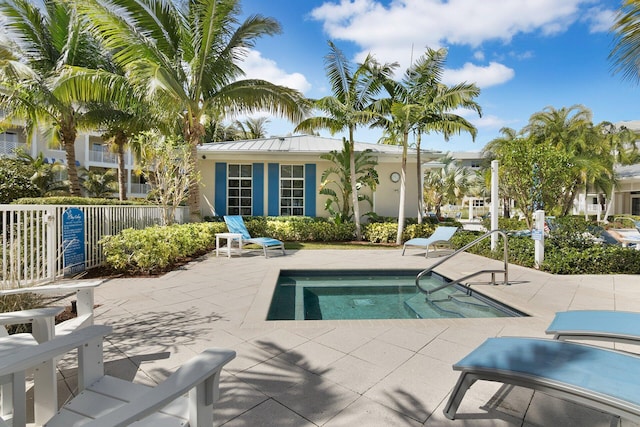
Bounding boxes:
533 209 545 269
491 160 499 250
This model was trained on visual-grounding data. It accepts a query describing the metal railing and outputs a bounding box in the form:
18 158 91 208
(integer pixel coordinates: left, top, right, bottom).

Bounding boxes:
415 230 509 298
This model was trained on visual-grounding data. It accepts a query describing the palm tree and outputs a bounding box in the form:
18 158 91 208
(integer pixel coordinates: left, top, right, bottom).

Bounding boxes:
77 0 309 221
56 63 163 201
525 105 604 215
80 167 117 198
376 48 480 244
597 122 639 220
235 117 270 139
610 0 640 83
319 138 379 222
296 41 396 239
15 149 69 196
0 0 109 195
423 156 470 218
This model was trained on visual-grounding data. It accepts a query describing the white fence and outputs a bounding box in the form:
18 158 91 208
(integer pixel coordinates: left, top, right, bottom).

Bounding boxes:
1 204 188 288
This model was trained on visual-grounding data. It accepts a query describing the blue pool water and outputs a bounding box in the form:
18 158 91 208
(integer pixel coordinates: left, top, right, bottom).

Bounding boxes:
267 270 525 321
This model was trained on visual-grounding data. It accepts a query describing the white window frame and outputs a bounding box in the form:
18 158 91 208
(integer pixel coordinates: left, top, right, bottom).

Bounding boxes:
227 164 253 216
280 164 304 216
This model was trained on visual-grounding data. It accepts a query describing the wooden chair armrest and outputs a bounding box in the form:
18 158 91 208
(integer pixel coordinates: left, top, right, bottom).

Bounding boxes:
83 348 236 427
0 325 112 377
0 307 64 326
0 280 104 296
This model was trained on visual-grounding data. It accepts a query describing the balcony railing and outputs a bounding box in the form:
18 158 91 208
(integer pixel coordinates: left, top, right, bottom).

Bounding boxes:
88 149 119 164
0 141 27 157
130 183 150 194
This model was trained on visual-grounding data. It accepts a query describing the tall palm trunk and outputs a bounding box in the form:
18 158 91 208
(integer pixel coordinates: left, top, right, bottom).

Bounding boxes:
395 131 409 245
184 116 206 222
114 131 127 201
60 115 81 196
349 127 362 240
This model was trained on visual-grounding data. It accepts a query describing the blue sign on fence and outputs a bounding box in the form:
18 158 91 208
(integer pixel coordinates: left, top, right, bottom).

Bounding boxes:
62 207 86 276
531 229 544 241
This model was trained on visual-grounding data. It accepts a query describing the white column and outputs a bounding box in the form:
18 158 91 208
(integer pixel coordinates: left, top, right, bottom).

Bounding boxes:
491 160 499 250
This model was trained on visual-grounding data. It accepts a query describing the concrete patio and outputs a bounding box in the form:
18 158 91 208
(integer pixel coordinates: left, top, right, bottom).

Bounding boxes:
58 248 640 426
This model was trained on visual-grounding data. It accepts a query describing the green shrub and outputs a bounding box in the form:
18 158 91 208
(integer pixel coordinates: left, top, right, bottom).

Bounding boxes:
362 222 398 243
543 245 640 274
0 158 40 203
101 222 226 274
244 216 355 242
451 231 535 268
403 223 436 240
482 216 528 232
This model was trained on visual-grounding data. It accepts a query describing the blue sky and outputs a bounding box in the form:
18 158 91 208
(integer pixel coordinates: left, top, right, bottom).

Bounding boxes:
236 0 636 153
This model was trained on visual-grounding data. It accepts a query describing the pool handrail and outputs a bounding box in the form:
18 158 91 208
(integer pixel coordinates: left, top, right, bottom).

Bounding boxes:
415 229 509 298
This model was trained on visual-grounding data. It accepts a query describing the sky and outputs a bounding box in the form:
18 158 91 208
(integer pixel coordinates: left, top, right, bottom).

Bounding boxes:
235 0 637 154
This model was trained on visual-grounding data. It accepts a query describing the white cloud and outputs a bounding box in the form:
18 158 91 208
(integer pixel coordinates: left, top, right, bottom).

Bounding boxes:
311 0 591 70
582 7 616 33
443 62 515 88
241 50 312 94
473 51 485 61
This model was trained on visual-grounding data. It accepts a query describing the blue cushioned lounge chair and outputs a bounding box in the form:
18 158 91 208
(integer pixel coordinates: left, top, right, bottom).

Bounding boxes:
224 216 285 258
444 337 640 423
547 310 640 345
402 226 458 258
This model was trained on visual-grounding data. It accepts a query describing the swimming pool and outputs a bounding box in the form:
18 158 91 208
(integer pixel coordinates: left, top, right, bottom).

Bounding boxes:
267 269 525 321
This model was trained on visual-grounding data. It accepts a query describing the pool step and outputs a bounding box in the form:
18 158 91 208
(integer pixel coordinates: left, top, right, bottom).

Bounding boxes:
404 292 509 319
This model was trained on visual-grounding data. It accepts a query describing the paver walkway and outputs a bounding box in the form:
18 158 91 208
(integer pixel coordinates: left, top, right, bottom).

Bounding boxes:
59 249 640 426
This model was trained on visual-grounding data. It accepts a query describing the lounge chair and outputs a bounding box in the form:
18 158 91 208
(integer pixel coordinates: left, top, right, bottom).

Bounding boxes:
401 226 458 257
223 215 285 258
444 336 640 423
1 325 236 427
547 310 640 345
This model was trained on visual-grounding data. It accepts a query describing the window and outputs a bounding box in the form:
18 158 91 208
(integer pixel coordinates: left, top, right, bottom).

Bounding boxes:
280 165 304 216
472 199 484 207
227 164 252 215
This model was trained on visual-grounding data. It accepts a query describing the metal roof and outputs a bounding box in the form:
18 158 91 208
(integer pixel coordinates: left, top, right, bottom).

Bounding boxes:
198 134 438 157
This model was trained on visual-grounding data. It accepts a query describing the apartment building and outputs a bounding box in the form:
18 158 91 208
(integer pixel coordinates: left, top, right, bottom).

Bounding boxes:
0 125 149 197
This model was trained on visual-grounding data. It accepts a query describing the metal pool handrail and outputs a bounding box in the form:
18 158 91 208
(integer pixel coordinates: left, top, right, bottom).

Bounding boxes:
415 229 509 298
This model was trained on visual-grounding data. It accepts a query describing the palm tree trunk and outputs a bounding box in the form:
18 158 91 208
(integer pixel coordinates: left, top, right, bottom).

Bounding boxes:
395 132 408 245
60 118 80 196
349 127 362 240
184 116 205 223
115 132 127 201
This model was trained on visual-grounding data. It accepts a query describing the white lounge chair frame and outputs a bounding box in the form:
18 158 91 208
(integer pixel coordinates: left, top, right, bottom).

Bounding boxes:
0 325 236 427
444 337 640 423
402 226 458 258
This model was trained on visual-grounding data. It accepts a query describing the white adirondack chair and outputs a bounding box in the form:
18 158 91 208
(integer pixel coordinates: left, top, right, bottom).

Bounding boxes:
0 280 104 336
0 325 236 427
0 280 104 424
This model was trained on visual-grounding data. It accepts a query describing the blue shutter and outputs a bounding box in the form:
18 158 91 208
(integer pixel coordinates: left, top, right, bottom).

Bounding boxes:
214 163 227 216
304 163 316 217
268 163 279 216
253 163 264 216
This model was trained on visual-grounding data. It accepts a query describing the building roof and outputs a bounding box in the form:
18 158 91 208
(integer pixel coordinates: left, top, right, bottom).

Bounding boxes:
198 134 439 158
